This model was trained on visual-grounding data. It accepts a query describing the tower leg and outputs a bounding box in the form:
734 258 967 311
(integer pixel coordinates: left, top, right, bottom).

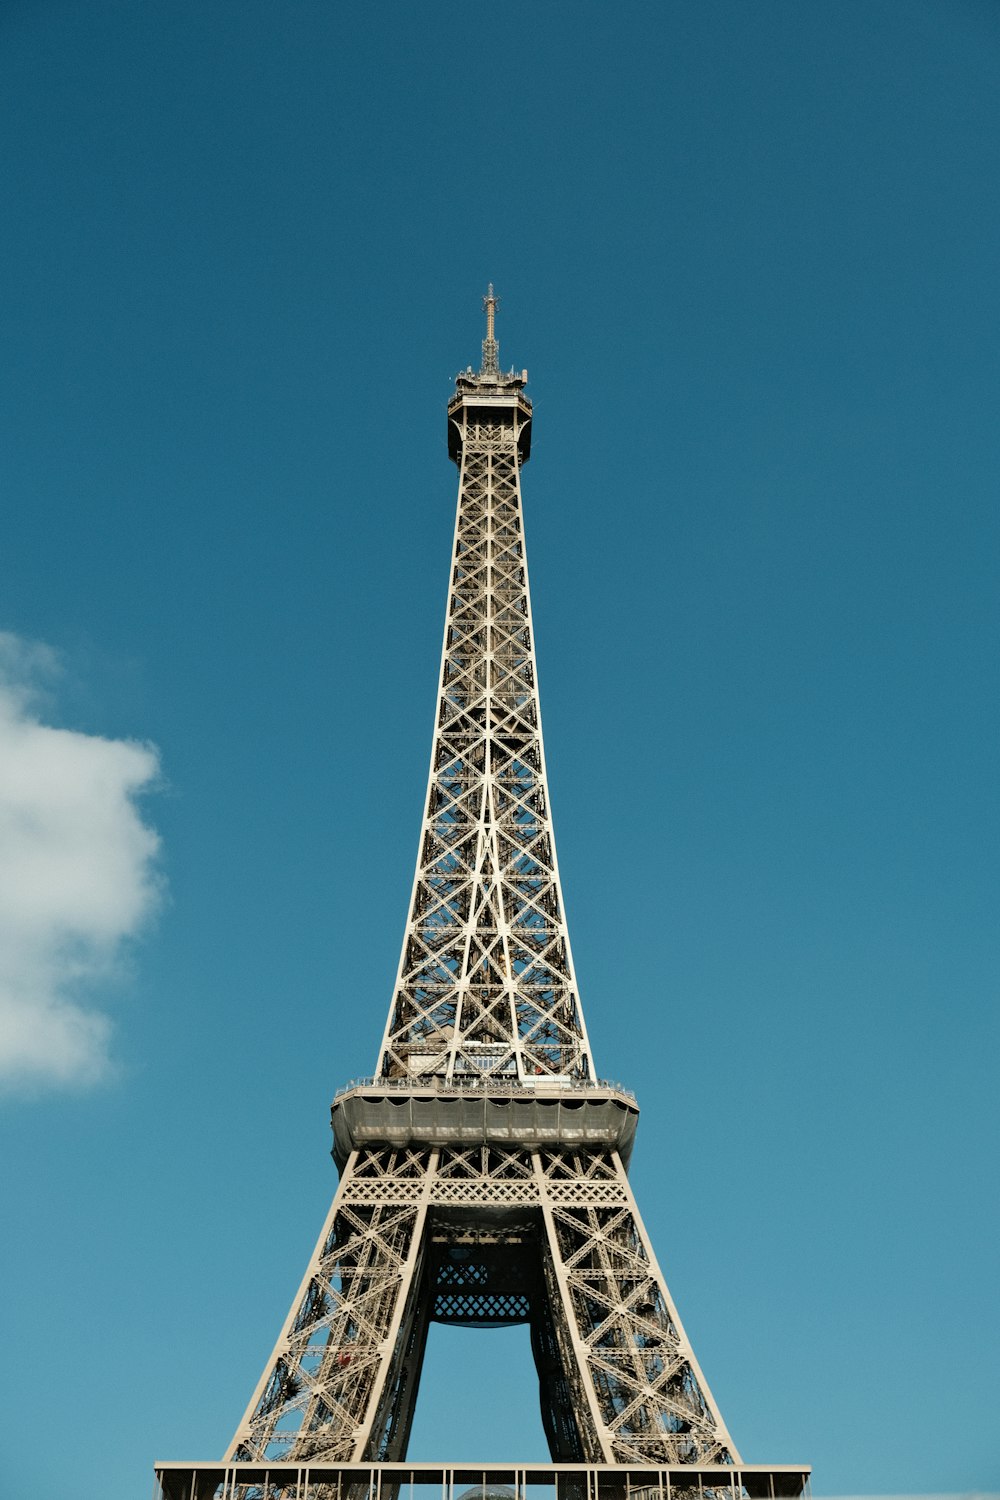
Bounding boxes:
534 1149 739 1464
226 1148 436 1464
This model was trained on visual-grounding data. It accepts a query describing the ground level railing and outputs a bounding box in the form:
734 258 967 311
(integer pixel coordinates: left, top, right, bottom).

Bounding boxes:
154 1460 811 1500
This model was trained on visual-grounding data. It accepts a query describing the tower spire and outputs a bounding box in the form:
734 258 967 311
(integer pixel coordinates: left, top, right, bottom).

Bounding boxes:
480 281 500 378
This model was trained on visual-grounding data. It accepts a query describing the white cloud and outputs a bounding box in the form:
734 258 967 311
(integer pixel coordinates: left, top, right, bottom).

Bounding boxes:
0 632 162 1091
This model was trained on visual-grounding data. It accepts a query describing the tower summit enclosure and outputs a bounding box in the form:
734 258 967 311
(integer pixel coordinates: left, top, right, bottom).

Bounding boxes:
156 295 810 1500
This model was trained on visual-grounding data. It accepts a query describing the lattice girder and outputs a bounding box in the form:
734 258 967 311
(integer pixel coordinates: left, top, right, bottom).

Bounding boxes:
378 397 595 1086
226 1147 737 1468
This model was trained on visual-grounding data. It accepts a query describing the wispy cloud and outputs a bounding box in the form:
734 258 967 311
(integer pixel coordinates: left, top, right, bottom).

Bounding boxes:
0 632 162 1091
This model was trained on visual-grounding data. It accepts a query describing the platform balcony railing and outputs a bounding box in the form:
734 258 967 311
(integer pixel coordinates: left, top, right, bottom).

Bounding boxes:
334 1074 637 1104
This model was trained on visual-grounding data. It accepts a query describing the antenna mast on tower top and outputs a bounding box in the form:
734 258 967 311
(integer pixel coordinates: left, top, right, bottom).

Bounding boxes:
480 281 500 378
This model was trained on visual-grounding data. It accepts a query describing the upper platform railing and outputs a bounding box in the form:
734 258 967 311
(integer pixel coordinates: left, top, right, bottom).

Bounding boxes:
333 1075 637 1104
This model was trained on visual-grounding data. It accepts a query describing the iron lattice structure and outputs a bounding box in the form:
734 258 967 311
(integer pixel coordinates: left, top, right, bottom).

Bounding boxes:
225 292 742 1470
378 296 591 1088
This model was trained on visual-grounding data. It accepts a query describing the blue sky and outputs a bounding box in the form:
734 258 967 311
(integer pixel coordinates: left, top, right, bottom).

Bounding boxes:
1 2 998 1496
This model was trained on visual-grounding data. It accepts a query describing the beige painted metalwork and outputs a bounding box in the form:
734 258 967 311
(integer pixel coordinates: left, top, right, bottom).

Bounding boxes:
226 1146 736 1465
377 312 592 1087
211 294 780 1478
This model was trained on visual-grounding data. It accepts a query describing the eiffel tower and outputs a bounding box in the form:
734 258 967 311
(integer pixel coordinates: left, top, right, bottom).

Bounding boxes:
156 292 809 1500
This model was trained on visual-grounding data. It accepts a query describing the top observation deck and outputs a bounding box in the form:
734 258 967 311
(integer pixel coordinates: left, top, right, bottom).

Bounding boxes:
447 283 532 464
